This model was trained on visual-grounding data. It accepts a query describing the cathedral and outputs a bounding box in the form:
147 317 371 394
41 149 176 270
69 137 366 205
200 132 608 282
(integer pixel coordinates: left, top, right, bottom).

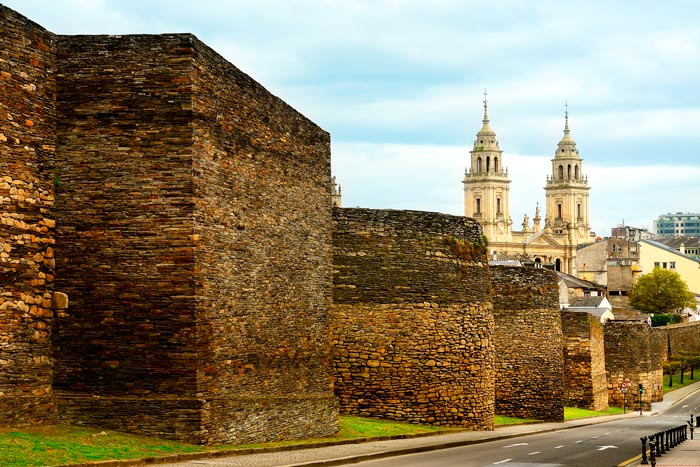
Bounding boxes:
463 95 592 275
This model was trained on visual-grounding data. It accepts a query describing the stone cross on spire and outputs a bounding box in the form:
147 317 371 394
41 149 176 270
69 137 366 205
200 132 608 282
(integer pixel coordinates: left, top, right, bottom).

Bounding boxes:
564 100 570 135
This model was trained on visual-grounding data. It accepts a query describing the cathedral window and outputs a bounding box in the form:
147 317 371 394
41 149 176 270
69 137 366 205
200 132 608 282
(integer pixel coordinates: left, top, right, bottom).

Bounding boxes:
557 203 562 219
494 157 499 172
475 198 481 214
567 164 571 179
574 165 579 179
477 157 482 173
496 198 501 214
558 165 563 179
486 157 491 172
577 203 581 219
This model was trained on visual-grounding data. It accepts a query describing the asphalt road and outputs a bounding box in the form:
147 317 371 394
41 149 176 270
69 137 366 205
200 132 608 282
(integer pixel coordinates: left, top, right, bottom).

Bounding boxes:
352 395 700 467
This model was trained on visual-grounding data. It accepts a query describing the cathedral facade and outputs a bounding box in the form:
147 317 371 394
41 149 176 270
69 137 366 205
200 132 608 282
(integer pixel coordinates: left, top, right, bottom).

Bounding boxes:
463 97 592 275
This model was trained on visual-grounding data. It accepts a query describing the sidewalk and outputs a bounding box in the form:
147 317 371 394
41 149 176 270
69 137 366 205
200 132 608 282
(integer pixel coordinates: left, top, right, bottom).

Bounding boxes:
150 411 645 467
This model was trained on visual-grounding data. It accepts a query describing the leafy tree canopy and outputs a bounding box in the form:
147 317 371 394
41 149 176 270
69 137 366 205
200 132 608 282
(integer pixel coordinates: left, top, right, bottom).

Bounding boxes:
629 267 697 314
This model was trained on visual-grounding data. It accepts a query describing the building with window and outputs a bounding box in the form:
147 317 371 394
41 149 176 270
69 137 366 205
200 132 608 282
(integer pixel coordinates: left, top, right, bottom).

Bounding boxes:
575 238 641 306
653 235 700 259
638 239 700 295
653 212 700 237
463 96 592 274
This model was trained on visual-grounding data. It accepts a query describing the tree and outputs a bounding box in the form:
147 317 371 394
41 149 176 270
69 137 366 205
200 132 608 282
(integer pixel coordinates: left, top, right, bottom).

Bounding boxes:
629 267 697 314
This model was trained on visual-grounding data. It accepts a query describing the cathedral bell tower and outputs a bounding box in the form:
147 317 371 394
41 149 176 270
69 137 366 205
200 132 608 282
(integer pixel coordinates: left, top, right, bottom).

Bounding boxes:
544 105 591 245
463 92 512 243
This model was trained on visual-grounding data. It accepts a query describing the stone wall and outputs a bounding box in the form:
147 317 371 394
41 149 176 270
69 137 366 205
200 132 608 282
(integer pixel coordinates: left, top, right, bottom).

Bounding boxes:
561 311 608 411
491 266 564 421
332 208 495 430
49 32 336 444
657 321 700 359
0 5 57 426
190 38 336 444
604 321 663 411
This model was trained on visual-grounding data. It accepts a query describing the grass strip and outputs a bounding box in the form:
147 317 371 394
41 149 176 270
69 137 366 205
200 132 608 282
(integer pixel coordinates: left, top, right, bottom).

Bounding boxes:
564 406 625 420
664 371 700 393
0 416 454 466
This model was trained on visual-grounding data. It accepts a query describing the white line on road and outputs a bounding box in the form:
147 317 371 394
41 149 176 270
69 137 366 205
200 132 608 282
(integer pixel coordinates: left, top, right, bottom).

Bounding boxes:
493 460 512 465
504 443 528 448
604 432 610 435
683 404 689 408
576 440 583 443
528 451 540 455
591 435 599 439
554 445 564 449
597 445 618 451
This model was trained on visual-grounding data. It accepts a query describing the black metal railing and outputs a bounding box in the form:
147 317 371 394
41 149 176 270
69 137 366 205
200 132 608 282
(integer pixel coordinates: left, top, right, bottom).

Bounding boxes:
640 422 689 465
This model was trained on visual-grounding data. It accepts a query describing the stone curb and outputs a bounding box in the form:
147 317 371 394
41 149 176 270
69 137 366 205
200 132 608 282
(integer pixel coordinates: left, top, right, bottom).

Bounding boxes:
57 412 641 467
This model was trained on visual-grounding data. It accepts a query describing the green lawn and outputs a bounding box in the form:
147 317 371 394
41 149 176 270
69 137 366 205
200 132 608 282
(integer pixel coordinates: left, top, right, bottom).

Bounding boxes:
664 371 700 393
564 406 625 420
0 416 455 466
494 415 538 425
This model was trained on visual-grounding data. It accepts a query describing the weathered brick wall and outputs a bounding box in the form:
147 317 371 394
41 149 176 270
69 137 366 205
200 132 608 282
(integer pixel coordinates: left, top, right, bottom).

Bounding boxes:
491 266 564 421
561 311 608 411
190 38 337 444
51 32 336 444
52 34 201 441
604 321 663 411
0 5 57 426
332 208 495 430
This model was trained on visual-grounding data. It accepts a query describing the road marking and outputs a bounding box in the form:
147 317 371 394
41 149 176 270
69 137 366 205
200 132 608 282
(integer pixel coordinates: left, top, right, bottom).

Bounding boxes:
528 451 540 455
554 445 564 449
604 432 610 435
504 443 528 448
683 404 689 408
591 435 599 439
597 445 618 451
493 460 512 465
576 440 583 443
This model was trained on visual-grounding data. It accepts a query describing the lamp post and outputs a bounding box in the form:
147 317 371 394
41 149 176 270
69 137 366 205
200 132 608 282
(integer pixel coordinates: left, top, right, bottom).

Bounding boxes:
639 383 644 416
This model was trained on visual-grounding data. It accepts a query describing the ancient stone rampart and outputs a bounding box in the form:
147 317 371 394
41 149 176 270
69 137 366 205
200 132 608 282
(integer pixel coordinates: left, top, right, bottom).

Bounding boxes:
49 33 336 444
561 311 608 411
604 321 663 410
0 4 337 443
0 5 57 426
332 208 495 430
655 321 700 359
490 266 564 421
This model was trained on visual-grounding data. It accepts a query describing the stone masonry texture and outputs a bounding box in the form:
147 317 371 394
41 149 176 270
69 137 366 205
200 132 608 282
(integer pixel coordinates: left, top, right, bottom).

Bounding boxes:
0 5 57 426
0 3 337 444
561 311 608 411
331 208 495 430
51 33 337 444
490 266 564 421
604 321 663 411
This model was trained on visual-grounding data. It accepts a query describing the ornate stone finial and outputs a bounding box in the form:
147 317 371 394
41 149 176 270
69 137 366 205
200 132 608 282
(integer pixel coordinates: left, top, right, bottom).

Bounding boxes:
482 88 489 123
564 100 570 135
534 202 541 219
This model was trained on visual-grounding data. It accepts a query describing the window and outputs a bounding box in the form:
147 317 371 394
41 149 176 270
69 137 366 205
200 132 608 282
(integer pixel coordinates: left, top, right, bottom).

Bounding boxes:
577 203 582 220
567 164 571 179
477 157 482 173
557 203 562 219
475 198 481 214
494 157 499 172
574 165 579 179
558 165 564 179
663 262 667 269
486 156 490 172
670 262 676 269
654 262 660 267
496 198 501 214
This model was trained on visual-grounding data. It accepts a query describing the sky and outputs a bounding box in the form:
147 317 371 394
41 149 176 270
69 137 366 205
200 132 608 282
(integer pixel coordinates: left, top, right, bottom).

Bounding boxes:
5 0 699 236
